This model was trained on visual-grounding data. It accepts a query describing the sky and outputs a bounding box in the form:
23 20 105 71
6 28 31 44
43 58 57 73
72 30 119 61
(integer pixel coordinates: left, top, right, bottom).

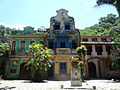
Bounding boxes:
0 0 118 30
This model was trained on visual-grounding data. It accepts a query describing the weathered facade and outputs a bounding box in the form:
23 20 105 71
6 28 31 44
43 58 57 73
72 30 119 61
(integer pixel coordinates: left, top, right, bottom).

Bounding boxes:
6 26 47 79
2 9 119 80
81 36 117 79
47 9 80 80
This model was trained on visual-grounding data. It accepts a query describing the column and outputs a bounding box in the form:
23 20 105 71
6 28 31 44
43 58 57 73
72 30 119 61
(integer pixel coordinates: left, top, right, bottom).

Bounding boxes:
102 45 108 56
92 45 97 56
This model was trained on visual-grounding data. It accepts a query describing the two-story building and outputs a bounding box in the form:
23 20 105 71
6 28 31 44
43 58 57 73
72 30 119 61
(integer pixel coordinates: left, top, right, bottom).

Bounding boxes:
4 9 119 80
6 26 47 79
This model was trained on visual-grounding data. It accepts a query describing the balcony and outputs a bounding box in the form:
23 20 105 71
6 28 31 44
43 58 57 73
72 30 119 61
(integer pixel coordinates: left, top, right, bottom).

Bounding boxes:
55 48 77 55
10 49 33 56
55 48 71 54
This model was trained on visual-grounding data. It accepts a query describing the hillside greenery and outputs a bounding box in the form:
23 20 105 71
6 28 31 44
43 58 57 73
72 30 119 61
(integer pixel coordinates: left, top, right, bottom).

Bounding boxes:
80 14 120 45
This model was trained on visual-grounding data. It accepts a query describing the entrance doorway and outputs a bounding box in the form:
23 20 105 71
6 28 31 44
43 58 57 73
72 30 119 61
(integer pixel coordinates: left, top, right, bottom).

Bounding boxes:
47 63 54 79
19 63 31 79
88 62 97 79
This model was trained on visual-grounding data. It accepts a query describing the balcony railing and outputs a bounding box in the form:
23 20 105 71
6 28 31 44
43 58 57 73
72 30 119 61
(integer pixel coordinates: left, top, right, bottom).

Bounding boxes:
55 48 77 55
10 49 33 56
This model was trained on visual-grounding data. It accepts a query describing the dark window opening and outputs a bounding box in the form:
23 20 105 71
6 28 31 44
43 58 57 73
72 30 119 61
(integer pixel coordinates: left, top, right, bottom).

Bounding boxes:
64 22 70 30
101 38 107 42
60 41 66 48
10 69 16 73
92 38 98 42
106 45 111 55
82 38 88 42
72 40 77 49
30 41 35 45
20 41 25 50
86 45 92 55
60 63 67 73
48 40 54 49
11 41 16 55
12 41 16 50
95 45 103 55
53 22 60 30
40 41 44 44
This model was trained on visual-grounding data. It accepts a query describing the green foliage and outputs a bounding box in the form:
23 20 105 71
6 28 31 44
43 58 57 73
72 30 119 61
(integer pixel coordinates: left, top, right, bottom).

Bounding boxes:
0 43 9 56
76 45 87 57
78 61 84 67
72 45 87 81
71 57 80 62
0 25 14 37
25 43 52 81
96 0 120 17
81 14 117 36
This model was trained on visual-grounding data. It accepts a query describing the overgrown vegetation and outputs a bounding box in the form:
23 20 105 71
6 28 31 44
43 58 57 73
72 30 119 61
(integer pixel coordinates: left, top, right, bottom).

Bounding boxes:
81 14 120 70
25 43 52 82
81 14 120 46
72 45 87 81
0 43 9 57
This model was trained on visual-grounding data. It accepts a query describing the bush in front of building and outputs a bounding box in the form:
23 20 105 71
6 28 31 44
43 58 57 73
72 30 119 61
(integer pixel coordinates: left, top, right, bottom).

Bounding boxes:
25 43 52 82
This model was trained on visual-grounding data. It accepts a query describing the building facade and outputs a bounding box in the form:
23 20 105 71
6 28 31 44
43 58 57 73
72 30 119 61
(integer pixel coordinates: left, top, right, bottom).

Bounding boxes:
6 26 47 79
3 9 119 80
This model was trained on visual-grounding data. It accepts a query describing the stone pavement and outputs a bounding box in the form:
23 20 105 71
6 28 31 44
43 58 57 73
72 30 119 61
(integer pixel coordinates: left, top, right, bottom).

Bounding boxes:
0 79 120 90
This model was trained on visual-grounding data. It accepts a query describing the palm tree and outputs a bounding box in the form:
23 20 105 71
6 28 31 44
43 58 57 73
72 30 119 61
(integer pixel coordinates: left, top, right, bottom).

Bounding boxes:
96 0 120 17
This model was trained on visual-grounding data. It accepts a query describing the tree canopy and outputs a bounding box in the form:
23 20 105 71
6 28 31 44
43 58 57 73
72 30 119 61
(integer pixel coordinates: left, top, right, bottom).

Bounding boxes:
25 43 52 81
96 0 120 17
81 14 120 45
0 43 9 57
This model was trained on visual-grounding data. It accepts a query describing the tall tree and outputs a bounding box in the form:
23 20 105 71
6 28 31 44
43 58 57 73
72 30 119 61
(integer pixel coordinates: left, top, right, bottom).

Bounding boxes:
96 0 120 17
25 43 52 82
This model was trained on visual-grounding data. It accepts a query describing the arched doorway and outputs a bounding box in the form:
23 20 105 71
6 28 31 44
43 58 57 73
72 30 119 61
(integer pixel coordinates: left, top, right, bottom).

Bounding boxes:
88 62 97 79
19 63 31 79
87 57 105 79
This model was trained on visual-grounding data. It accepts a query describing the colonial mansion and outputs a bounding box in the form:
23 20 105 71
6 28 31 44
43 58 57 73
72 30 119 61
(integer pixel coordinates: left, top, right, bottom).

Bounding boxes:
0 9 119 80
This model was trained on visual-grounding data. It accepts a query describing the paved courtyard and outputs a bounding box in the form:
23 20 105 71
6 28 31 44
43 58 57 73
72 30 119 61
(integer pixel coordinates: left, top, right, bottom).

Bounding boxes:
0 79 120 90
